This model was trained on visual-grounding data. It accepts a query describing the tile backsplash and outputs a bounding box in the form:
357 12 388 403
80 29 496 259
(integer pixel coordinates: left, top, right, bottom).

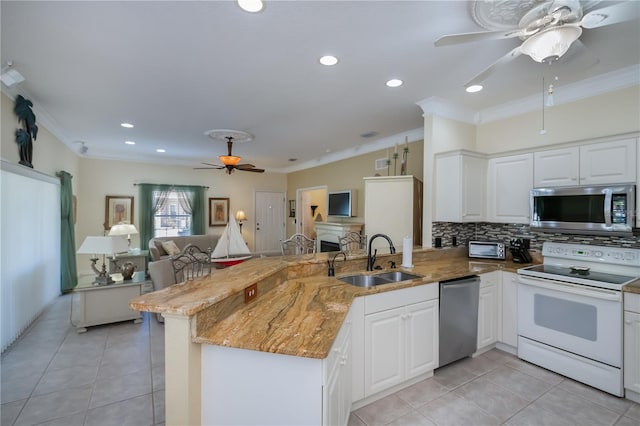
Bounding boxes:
432 222 640 251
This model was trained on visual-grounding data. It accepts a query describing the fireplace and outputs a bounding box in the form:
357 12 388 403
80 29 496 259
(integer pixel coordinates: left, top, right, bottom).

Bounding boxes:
320 240 340 252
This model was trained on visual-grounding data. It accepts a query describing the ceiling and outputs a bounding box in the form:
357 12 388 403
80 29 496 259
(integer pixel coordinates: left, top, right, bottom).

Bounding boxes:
2 1 639 172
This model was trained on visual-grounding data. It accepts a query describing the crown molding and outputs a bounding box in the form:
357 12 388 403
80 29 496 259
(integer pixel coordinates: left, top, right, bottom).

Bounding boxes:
418 65 640 125
276 127 424 174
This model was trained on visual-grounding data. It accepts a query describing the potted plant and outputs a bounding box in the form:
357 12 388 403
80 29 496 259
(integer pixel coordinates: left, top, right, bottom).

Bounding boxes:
14 94 38 168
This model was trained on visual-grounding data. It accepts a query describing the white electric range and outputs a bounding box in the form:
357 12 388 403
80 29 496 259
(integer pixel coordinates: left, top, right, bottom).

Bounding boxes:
517 242 640 396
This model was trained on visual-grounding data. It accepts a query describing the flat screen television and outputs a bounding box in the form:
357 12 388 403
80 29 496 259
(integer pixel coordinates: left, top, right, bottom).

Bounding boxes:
327 190 357 217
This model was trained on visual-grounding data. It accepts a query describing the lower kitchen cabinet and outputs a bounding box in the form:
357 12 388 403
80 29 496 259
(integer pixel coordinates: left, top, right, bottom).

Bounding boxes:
501 271 518 348
201 306 353 426
361 284 439 399
477 272 499 351
624 292 640 403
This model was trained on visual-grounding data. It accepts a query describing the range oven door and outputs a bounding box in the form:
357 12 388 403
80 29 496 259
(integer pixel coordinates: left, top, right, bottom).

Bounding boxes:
517 275 622 368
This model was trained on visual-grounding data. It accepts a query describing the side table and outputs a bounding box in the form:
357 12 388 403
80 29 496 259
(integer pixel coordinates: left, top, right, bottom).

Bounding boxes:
71 271 150 333
108 249 149 275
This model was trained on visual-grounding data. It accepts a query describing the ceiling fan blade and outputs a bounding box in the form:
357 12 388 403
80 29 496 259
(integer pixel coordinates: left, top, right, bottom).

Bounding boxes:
235 163 256 169
200 162 219 167
434 28 525 47
194 166 223 170
239 168 265 173
580 1 640 29
464 46 523 88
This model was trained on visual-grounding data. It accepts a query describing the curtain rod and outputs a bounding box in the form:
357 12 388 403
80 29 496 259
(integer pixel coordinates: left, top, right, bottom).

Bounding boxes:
133 183 209 189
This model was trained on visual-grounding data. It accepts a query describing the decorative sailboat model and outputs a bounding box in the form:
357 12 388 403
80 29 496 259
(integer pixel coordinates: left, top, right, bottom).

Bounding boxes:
211 214 252 267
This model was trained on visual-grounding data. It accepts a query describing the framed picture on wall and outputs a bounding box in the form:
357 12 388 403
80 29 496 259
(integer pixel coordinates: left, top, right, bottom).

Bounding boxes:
209 197 229 227
104 195 134 230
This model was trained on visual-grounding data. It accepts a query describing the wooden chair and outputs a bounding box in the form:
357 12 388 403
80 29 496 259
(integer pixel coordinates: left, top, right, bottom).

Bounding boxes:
339 232 367 254
170 244 213 283
280 233 317 255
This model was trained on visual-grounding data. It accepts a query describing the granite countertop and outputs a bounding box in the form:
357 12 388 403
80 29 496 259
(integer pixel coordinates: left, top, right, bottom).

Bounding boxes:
625 280 640 294
190 255 525 359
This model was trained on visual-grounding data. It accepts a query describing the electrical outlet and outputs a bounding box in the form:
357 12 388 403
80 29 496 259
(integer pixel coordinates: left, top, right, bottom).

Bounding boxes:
244 283 258 303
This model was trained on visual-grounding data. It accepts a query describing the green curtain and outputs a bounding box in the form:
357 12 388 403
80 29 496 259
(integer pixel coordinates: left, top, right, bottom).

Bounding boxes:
138 184 205 252
58 171 77 293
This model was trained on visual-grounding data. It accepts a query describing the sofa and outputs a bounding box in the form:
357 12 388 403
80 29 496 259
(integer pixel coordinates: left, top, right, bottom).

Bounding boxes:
148 235 219 292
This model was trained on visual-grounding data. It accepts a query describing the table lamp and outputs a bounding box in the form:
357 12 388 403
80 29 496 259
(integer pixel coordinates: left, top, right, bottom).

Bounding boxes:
77 236 129 285
108 222 139 248
235 210 247 234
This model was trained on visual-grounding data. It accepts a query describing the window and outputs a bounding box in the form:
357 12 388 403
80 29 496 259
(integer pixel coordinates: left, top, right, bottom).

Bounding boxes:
153 190 192 237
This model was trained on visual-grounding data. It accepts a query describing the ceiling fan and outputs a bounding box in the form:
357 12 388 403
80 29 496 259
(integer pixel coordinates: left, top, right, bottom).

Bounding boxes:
195 135 265 174
435 0 639 88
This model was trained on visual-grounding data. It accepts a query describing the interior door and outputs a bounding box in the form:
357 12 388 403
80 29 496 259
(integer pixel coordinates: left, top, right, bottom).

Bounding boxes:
255 191 285 254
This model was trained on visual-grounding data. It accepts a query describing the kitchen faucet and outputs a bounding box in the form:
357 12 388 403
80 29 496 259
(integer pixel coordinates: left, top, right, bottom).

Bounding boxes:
327 251 347 277
367 234 396 271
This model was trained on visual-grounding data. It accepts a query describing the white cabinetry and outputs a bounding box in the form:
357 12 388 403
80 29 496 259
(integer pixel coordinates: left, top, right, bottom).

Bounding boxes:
435 152 486 222
500 271 518 348
534 147 579 187
364 176 422 249
534 139 636 187
324 311 353 426
362 284 438 398
487 153 533 223
624 292 640 403
477 271 499 351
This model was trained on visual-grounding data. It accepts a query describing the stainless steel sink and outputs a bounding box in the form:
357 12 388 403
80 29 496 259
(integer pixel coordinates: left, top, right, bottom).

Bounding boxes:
375 271 422 282
338 271 423 287
338 274 391 287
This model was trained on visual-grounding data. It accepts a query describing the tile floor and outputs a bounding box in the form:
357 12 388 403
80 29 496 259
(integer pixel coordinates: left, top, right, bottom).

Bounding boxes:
2 294 640 426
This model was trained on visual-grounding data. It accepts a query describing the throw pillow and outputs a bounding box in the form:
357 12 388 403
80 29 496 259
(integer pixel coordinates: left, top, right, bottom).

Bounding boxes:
161 240 181 256
154 240 167 256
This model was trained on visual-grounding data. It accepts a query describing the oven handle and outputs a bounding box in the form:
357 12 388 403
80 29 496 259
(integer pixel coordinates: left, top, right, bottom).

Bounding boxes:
517 275 621 301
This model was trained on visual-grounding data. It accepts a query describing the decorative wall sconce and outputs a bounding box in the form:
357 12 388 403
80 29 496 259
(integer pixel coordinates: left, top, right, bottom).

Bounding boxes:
310 205 318 216
289 200 296 217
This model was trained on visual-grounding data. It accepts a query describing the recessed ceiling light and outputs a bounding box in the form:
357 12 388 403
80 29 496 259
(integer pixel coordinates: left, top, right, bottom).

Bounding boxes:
120 122 134 128
386 79 403 88
319 55 338 66
125 141 136 145
237 0 263 12
288 158 297 162
466 85 483 93
156 149 166 153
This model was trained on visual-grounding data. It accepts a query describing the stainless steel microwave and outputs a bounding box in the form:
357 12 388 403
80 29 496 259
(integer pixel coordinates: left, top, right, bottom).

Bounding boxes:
530 184 635 235
468 241 506 260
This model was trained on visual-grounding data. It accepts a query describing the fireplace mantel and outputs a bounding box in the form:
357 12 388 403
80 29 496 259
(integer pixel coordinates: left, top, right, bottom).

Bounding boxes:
314 222 364 252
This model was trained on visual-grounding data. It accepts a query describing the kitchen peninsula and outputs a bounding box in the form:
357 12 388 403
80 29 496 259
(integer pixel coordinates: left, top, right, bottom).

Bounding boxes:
130 248 524 425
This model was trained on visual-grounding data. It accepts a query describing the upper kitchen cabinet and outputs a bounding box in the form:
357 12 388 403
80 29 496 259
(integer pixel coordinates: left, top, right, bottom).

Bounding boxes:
535 139 637 187
487 153 533 224
435 152 486 222
364 176 422 251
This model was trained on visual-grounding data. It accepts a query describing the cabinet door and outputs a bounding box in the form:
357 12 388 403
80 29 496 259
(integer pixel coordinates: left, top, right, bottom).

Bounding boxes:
624 311 640 394
462 155 486 222
339 327 352 426
364 307 404 396
324 362 341 426
501 272 518 348
487 153 533 223
405 300 439 379
477 282 498 350
435 155 462 222
534 147 579 187
580 139 636 185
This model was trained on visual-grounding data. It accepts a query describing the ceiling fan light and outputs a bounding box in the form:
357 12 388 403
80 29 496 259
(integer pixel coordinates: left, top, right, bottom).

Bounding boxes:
219 155 242 166
521 26 582 63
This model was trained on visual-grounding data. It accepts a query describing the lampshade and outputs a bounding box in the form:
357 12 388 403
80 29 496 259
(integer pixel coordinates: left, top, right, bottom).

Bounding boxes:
235 210 247 221
219 155 242 166
108 223 138 237
521 26 582 63
77 236 129 255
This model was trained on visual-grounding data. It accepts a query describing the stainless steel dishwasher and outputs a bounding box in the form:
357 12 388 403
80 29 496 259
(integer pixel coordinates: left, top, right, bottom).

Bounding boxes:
439 275 480 367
